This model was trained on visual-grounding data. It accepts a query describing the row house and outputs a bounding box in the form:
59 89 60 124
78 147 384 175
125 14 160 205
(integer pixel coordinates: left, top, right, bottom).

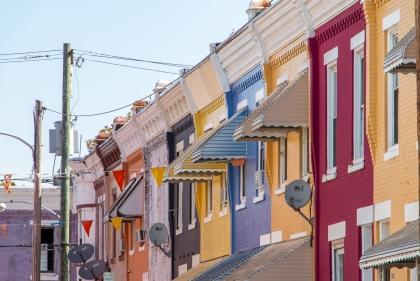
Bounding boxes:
358 0 419 281
68 0 420 280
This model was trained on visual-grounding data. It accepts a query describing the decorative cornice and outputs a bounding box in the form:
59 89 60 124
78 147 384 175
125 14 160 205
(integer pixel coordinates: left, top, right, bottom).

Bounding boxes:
147 132 167 152
76 203 96 210
96 138 121 171
270 41 307 70
198 95 226 118
373 0 390 8
315 7 364 44
127 152 143 167
94 176 104 191
231 70 263 95
172 116 194 136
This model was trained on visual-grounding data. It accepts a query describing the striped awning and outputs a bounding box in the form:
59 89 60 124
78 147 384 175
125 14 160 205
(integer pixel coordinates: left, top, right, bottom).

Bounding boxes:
187 236 312 280
103 176 144 223
359 219 420 269
234 71 308 142
192 108 247 163
384 27 416 74
163 130 226 183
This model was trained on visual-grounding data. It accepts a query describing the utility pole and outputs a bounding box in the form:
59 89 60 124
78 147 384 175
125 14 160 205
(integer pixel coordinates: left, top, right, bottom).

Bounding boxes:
33 100 43 281
60 43 72 281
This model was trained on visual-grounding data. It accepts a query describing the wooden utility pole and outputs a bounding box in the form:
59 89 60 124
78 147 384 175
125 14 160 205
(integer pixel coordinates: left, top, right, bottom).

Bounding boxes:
60 43 72 281
33 100 43 281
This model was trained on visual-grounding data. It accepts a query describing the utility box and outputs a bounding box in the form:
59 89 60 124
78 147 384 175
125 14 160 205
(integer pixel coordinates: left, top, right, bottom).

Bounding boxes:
49 121 79 156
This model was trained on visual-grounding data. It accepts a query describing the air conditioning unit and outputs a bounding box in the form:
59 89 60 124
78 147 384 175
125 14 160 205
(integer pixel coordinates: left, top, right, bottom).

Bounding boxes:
135 229 146 243
118 239 125 252
254 170 265 188
220 188 228 204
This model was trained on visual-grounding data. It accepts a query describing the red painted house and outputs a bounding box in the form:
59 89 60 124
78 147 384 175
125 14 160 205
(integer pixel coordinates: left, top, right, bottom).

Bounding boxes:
309 2 374 281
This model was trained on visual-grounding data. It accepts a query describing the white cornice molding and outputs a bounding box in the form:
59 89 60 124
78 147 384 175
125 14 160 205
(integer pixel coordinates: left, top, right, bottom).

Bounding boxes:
248 21 270 64
112 125 127 162
209 53 231 93
115 121 143 158
159 83 191 126
293 0 315 38
180 77 198 115
135 104 167 143
307 0 359 30
154 92 172 132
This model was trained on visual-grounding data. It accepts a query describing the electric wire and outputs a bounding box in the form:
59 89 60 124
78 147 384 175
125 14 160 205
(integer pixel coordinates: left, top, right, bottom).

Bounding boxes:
0 53 63 61
0 58 62 64
0 49 61 56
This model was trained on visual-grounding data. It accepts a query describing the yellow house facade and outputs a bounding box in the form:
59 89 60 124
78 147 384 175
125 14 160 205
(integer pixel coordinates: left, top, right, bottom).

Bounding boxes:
363 0 418 280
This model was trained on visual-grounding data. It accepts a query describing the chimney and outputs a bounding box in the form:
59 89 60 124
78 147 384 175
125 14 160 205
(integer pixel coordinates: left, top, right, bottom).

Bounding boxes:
94 132 109 146
132 100 149 115
153 79 171 93
246 0 271 20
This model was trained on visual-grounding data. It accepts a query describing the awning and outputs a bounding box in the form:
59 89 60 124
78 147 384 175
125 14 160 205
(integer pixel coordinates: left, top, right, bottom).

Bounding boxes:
384 27 416 74
172 257 226 281
234 71 308 142
163 130 226 183
359 219 420 269
103 176 144 223
189 236 312 280
192 108 247 163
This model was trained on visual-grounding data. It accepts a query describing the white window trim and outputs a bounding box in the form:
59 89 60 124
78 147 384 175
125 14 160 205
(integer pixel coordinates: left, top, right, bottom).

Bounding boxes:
235 199 246 211
279 137 287 185
277 73 288 86
203 213 212 223
219 206 228 217
190 183 196 228
322 166 337 182
382 9 400 31
275 181 287 195
324 46 338 65
379 220 390 241
206 180 212 217
188 219 197 230
255 88 265 103
302 127 309 179
204 122 213 132
348 156 364 173
219 172 229 217
361 224 373 281
219 113 227 123
237 99 248 111
332 242 345 281
176 140 184 152
387 28 399 150
384 143 399 161
177 183 183 229
353 46 365 164
253 192 265 203
327 61 338 172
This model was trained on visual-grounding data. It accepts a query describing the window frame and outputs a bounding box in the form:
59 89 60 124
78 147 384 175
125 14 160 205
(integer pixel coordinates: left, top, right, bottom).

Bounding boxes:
257 141 265 171
302 127 309 180
361 224 373 281
331 243 344 281
387 28 399 149
327 61 338 171
353 46 365 162
190 183 196 224
240 165 246 200
207 180 212 216
379 220 390 241
280 137 287 185
40 227 55 272
177 183 183 233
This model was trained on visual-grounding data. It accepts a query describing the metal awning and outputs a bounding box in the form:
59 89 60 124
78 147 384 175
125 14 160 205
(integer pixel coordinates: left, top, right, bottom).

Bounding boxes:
163 130 226 183
172 257 226 281
188 236 311 280
191 108 247 163
233 82 288 142
384 27 416 74
359 219 420 269
103 176 144 223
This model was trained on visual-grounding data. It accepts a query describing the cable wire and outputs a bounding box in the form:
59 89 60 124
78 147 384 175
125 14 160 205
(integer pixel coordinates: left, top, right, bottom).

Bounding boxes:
0 58 62 64
0 49 61 56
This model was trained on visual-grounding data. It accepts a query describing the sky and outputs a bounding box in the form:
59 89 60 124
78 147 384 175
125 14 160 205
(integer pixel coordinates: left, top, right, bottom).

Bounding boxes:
0 1 251 186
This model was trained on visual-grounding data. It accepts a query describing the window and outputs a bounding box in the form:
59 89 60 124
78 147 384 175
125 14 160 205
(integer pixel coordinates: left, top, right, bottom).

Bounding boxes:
332 244 344 281
130 220 136 251
258 141 265 171
302 128 309 179
78 210 82 245
177 183 183 228
327 63 338 170
353 48 365 160
220 172 227 211
387 30 398 148
207 180 212 216
40 228 54 272
379 220 390 241
99 203 104 259
280 137 287 185
361 224 373 281
112 194 117 258
190 183 196 224
239 165 246 200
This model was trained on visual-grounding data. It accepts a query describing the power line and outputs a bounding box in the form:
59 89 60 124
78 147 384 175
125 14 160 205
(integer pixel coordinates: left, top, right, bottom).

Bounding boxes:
73 49 192 68
0 49 61 56
0 53 62 61
0 58 62 64
81 58 179 75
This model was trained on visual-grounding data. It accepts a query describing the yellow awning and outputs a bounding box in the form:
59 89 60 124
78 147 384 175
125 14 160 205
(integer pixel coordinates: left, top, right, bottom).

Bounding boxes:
163 129 226 183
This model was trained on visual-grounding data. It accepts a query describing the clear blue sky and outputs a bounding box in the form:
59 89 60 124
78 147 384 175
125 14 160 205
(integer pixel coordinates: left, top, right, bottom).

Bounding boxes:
0 1 250 185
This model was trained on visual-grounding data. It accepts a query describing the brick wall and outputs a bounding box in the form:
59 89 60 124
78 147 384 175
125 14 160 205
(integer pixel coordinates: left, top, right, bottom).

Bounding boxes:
310 3 373 281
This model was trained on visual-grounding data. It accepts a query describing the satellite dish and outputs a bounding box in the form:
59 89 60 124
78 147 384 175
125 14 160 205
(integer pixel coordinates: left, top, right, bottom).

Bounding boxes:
78 260 106 280
149 222 168 246
68 243 94 264
285 179 312 209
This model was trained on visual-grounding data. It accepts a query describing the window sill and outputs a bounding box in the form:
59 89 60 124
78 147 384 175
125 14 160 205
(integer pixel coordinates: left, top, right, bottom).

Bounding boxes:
348 157 364 173
139 242 146 251
129 248 135 256
253 192 265 203
219 206 228 217
235 199 246 211
204 213 212 223
302 175 309 182
33 273 58 281
384 144 399 161
188 220 196 230
110 258 116 264
176 225 183 235
118 255 125 261
322 167 337 182
275 182 287 195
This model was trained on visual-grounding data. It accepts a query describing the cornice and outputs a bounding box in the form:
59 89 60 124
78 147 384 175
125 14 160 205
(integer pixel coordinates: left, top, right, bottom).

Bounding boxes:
159 83 190 127
231 70 263 95
315 7 364 44
270 41 308 70
115 121 144 160
198 95 226 118
172 116 194 136
373 0 390 8
136 103 167 142
307 0 360 29
147 132 167 152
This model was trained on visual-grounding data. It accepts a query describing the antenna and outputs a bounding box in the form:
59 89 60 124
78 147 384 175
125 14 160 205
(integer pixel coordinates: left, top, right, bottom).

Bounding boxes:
79 260 106 280
284 179 313 226
149 222 171 257
68 244 94 264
